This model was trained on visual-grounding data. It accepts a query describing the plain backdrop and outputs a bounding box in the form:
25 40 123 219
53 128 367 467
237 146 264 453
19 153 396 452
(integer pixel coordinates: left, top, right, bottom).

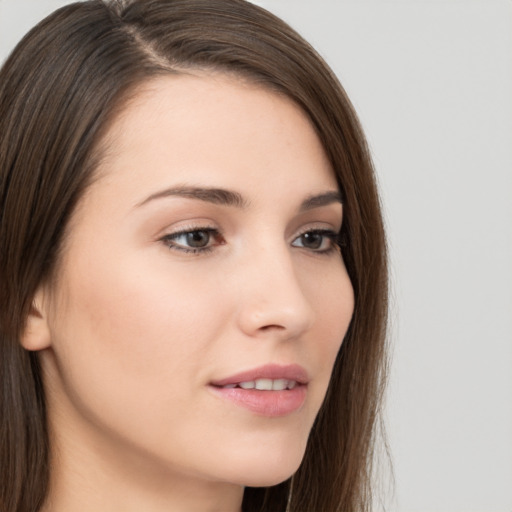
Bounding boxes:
1 1 511 511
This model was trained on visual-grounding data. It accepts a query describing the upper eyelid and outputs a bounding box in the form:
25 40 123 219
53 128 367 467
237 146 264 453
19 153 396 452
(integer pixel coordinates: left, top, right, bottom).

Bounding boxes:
294 226 338 236
159 220 340 236
161 226 221 244
159 222 218 239
161 224 339 239
291 225 340 244
165 226 218 237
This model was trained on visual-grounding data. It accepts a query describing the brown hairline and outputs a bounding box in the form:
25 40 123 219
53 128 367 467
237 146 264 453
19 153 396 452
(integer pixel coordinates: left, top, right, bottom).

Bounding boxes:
0 1 389 511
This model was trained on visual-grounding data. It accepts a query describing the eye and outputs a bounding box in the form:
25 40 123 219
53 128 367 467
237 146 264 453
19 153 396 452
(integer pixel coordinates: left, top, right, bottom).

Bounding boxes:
161 228 224 253
291 229 339 253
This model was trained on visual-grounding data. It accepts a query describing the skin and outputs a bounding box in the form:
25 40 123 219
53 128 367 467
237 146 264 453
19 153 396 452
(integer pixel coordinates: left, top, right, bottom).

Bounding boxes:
24 73 355 512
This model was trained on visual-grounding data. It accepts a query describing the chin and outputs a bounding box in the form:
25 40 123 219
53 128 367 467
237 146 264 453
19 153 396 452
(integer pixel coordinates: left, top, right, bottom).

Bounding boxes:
241 470 296 488
228 446 305 488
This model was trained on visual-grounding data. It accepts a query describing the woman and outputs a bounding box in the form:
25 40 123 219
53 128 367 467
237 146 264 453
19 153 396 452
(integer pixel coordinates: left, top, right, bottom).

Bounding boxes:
0 1 388 511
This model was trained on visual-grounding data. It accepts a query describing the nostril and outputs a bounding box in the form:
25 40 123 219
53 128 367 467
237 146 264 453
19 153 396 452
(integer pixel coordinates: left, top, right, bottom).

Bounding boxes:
259 324 286 332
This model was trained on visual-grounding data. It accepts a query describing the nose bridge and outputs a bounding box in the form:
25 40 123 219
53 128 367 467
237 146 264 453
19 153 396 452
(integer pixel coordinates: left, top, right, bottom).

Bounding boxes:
236 240 314 338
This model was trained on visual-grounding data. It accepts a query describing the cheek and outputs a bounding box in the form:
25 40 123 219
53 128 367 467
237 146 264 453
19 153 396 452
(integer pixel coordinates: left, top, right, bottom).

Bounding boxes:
46 248 226 426
43 257 244 486
58 296 205 386
303 261 354 389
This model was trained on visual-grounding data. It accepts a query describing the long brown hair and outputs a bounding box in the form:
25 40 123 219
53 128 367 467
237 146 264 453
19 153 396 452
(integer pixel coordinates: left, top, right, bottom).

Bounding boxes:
0 1 388 511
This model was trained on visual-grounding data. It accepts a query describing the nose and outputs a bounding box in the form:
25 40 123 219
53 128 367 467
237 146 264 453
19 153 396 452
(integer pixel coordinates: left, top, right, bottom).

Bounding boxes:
235 246 315 341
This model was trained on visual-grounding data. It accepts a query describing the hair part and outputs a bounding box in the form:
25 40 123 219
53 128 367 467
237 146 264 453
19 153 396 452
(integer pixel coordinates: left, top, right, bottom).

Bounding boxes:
0 1 389 511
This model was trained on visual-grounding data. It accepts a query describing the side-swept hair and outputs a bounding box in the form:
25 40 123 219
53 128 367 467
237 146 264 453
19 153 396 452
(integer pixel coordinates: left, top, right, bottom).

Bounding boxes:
0 1 388 511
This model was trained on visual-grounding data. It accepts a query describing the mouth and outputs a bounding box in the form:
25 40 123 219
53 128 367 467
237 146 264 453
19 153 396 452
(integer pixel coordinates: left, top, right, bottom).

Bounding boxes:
209 364 308 417
214 378 299 391
210 363 309 388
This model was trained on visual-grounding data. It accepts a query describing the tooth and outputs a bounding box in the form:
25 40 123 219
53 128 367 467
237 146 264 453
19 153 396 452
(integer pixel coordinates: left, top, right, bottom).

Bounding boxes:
287 381 297 390
223 384 236 389
239 381 255 389
272 379 287 391
254 378 273 391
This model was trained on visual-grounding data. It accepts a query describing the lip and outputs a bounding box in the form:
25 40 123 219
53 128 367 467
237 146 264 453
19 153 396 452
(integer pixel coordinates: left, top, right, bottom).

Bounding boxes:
210 364 309 387
209 364 309 417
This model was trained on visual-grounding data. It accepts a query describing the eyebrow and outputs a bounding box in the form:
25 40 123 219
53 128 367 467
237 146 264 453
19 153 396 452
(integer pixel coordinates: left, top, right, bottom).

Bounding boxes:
136 186 248 209
299 190 343 212
136 185 343 211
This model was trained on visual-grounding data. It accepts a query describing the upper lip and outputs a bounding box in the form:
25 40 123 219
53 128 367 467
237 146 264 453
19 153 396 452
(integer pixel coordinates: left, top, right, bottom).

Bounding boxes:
210 364 309 387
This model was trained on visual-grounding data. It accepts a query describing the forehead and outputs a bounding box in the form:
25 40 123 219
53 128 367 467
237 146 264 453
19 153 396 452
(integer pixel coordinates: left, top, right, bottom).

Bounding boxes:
91 72 336 201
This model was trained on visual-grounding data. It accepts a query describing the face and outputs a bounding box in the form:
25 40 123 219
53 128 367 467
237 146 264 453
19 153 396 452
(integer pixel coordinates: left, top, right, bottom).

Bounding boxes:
39 74 354 490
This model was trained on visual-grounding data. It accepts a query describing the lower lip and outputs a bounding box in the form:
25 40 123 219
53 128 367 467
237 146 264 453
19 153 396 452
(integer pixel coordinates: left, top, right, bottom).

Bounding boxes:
209 385 307 417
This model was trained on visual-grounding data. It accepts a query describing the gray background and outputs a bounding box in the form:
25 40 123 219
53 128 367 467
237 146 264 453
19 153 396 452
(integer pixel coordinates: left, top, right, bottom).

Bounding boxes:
1 1 511 511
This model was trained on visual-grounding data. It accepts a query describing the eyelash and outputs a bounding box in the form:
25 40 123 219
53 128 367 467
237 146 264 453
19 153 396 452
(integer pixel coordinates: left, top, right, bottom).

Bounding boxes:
161 227 220 254
160 226 343 255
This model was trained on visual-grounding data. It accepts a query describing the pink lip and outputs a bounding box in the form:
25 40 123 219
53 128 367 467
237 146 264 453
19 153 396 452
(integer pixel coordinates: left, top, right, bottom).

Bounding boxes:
210 364 309 387
209 364 309 417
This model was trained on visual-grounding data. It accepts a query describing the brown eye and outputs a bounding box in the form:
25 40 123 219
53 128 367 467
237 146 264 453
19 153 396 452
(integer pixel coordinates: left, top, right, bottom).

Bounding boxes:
185 230 211 248
162 228 222 253
291 229 337 253
299 232 323 249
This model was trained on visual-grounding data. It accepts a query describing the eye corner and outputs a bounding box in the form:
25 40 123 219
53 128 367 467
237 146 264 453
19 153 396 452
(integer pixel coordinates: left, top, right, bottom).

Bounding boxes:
336 231 348 248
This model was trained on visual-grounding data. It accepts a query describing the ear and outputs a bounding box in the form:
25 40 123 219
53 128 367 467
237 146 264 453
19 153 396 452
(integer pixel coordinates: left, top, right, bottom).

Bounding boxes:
20 287 52 351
